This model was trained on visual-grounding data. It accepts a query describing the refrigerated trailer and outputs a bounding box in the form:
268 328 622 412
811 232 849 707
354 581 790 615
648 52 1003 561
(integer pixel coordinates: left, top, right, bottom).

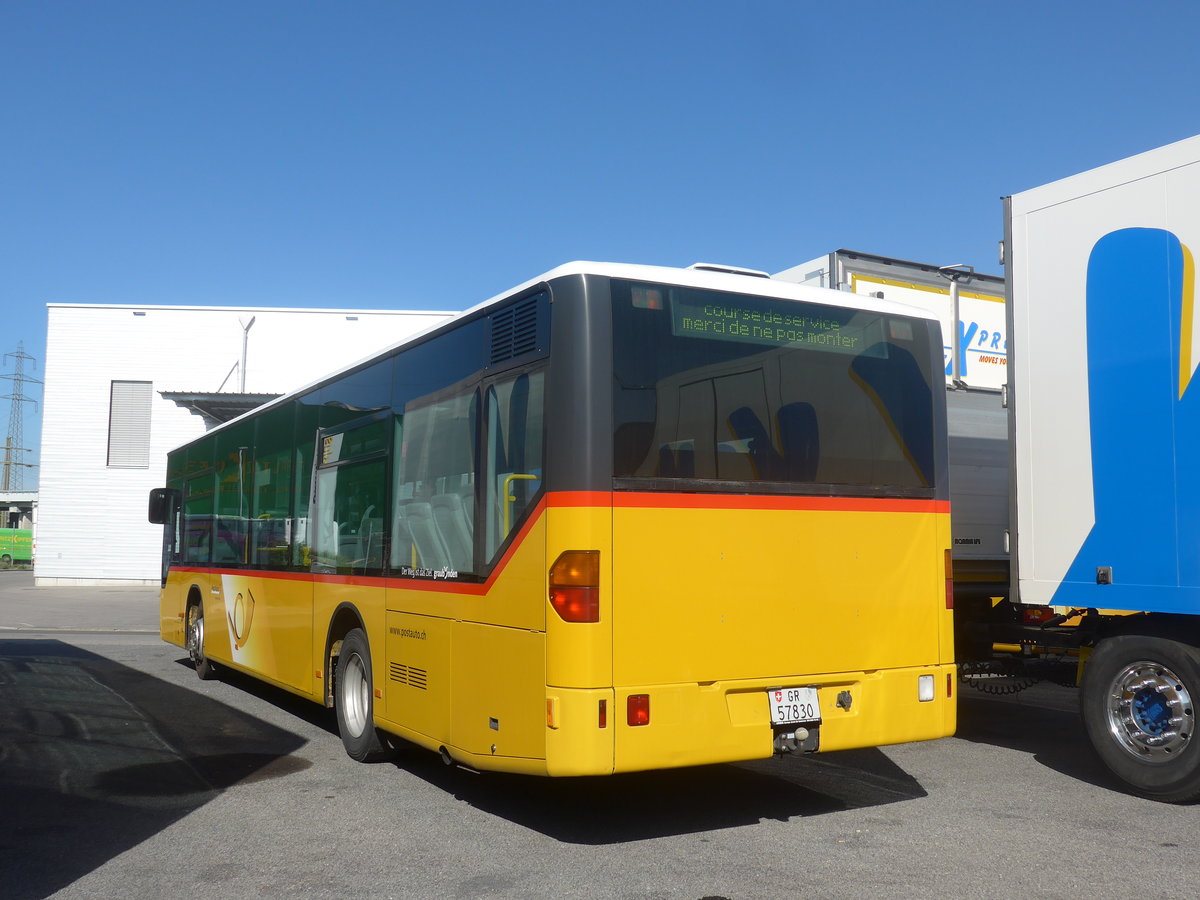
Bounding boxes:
996 134 1200 802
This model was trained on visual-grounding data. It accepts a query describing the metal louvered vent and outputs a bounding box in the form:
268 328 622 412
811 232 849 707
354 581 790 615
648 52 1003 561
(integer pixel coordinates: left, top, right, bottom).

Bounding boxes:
389 662 428 690
107 380 153 467
489 294 541 366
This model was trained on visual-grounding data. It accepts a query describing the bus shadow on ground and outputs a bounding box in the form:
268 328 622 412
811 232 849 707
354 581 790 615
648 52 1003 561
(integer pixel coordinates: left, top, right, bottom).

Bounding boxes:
0 640 307 900
395 744 927 844
955 682 1118 792
167 656 930 843
172 655 343 736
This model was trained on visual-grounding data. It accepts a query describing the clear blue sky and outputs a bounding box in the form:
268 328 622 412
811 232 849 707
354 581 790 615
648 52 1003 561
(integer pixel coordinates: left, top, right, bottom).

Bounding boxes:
3 1 1198 486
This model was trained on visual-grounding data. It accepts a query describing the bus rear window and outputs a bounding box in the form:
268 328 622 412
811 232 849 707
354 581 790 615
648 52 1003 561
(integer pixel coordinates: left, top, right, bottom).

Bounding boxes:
612 280 938 492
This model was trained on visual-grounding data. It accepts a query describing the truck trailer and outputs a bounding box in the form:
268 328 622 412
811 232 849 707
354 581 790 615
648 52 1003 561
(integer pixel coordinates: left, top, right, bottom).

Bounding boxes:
782 135 1200 802
997 134 1200 802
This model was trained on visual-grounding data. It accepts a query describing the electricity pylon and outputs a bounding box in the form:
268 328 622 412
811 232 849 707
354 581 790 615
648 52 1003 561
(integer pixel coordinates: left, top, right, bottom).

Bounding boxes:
1 342 41 491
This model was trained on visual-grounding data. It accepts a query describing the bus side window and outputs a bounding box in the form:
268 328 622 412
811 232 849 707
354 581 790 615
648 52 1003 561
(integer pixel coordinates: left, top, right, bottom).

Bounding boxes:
251 446 292 567
183 474 214 565
309 419 390 574
393 390 478 575
484 371 545 562
311 459 387 573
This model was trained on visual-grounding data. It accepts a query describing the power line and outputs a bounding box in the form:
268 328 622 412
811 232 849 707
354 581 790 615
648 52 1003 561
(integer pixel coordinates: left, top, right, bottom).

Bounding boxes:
2 342 42 491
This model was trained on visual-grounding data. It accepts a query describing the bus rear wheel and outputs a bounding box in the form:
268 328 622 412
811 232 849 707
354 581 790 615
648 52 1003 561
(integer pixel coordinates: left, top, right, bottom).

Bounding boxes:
334 628 393 763
186 600 219 681
1081 634 1200 802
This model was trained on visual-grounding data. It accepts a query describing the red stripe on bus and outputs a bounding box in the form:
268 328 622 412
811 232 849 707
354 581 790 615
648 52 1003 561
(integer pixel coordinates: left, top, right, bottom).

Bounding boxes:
546 491 612 507
171 491 945 591
609 492 949 514
546 491 944 513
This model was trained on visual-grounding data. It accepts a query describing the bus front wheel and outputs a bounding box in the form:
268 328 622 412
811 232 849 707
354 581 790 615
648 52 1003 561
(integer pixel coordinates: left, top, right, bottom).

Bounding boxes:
186 601 218 681
1081 634 1200 802
334 628 393 763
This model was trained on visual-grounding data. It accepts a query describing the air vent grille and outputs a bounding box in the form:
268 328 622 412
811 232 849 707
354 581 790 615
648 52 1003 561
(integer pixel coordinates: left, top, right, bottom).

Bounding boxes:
389 662 428 690
490 294 541 365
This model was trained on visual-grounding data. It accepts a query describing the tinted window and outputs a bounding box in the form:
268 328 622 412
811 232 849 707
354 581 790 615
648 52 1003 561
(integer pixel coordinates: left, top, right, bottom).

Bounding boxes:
183 473 214 565
311 417 389 574
484 370 545 561
393 320 487 412
392 388 478 577
315 357 394 414
612 280 937 491
250 405 295 568
311 459 388 572
292 401 320 567
214 421 255 565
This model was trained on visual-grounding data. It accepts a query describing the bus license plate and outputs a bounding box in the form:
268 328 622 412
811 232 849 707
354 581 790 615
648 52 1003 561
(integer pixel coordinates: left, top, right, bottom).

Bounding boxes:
768 687 821 725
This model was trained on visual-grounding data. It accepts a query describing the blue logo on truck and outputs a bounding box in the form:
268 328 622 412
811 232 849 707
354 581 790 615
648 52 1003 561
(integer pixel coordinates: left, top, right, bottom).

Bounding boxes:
1057 228 1199 612
944 320 1007 380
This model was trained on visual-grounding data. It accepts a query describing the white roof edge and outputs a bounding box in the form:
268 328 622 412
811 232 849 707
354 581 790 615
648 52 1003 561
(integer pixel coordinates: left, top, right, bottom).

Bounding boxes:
1010 132 1200 214
457 260 941 321
195 260 940 437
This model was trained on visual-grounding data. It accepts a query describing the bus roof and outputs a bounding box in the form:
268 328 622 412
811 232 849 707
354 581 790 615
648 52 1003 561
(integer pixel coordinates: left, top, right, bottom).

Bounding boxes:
466 260 942 321
192 261 942 441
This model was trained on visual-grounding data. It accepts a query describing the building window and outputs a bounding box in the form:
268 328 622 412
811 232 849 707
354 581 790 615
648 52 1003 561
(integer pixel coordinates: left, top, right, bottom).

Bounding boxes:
108 380 153 468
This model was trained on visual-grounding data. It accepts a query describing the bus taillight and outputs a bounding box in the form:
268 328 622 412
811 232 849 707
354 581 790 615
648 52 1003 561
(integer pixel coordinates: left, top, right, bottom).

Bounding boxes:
549 550 600 623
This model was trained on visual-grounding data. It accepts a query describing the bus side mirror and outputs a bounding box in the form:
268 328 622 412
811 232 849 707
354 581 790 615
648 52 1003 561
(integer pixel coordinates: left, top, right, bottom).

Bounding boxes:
148 488 180 524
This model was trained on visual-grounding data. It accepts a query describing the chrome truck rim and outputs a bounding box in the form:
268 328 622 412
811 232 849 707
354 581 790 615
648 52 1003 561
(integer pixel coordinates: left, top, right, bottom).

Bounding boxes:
1106 660 1194 761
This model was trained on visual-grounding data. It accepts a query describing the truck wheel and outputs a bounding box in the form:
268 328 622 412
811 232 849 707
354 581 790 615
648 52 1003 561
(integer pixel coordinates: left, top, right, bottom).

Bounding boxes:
186 600 219 681
1081 635 1200 802
334 628 393 762
0 553 10 568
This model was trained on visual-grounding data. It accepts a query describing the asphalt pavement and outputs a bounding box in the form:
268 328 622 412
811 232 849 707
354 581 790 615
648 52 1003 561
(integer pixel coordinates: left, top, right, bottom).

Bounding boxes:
0 569 159 634
5 567 1200 899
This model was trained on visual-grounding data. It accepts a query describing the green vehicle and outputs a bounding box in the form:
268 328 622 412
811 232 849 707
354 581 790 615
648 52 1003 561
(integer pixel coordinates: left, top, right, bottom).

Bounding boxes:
0 528 32 567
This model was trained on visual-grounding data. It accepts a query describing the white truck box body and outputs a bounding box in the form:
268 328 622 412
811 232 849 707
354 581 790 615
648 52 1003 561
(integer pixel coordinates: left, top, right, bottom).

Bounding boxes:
1008 134 1200 610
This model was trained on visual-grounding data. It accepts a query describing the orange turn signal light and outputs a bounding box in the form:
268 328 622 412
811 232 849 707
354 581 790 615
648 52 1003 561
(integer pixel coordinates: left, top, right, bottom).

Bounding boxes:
549 550 600 623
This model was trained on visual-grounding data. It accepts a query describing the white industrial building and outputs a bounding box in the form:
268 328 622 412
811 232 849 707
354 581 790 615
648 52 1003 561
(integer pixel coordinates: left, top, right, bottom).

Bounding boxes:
37 303 451 585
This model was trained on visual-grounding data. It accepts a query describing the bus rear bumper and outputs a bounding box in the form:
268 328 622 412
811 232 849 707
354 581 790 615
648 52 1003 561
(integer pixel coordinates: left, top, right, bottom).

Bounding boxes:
609 663 957 774
390 665 957 777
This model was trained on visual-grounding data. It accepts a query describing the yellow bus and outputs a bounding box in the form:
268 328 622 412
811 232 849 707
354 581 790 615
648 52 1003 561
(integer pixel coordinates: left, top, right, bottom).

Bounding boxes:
148 262 955 775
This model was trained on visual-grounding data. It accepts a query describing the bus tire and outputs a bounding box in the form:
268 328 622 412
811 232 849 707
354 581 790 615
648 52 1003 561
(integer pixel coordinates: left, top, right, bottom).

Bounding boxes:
186 600 219 681
335 628 393 763
1080 635 1200 802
